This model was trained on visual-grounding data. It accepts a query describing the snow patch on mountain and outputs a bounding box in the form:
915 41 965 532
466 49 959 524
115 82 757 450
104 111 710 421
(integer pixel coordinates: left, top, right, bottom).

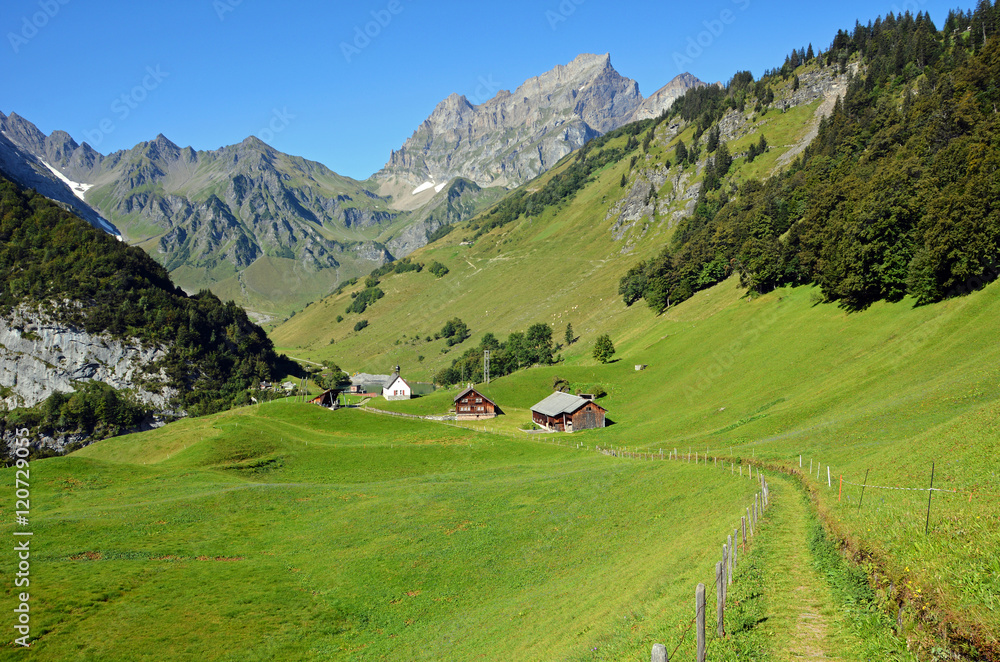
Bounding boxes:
40 160 92 201
39 160 121 239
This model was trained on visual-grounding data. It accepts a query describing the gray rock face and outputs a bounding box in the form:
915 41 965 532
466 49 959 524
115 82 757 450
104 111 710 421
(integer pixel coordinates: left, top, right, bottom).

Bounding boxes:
631 73 707 120
0 112 120 236
0 116 398 311
377 54 661 191
0 305 176 410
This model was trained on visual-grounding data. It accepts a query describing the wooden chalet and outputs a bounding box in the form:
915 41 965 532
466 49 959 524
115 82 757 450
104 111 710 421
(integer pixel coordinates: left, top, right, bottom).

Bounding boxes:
531 392 606 432
454 386 502 420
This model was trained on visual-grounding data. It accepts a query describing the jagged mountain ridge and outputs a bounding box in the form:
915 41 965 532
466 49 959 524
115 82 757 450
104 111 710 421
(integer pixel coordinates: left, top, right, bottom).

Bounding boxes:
1 55 705 316
373 54 705 196
0 113 410 314
0 111 119 237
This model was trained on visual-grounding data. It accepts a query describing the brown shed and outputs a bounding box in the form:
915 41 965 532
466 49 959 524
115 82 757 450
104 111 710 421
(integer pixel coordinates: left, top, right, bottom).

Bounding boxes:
454 386 503 420
531 392 606 432
310 388 342 409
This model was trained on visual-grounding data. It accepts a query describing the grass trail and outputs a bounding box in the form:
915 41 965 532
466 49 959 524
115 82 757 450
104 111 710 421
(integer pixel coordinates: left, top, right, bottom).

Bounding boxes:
762 478 854 661
725 475 917 661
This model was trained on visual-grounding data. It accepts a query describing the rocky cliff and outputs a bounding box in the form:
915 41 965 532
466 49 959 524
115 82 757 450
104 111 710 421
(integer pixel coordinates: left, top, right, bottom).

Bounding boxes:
374 55 704 195
0 304 175 411
630 73 707 120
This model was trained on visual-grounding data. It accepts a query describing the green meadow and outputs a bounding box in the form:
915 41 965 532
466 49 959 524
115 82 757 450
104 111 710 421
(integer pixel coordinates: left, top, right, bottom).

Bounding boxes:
367 273 1000 656
2 403 768 661
5 273 998 658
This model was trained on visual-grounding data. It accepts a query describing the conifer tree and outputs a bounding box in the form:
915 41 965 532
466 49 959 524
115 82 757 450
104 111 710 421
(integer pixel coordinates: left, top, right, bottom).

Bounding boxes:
592 334 615 364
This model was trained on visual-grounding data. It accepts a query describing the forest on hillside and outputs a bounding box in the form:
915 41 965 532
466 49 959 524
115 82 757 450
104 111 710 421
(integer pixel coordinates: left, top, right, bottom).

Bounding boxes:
0 175 285 438
621 4 1000 311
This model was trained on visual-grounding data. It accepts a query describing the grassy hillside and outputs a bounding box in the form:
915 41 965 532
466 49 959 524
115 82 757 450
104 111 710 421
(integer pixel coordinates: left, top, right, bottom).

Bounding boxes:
1 402 769 661
366 273 1000 656
269 93 825 379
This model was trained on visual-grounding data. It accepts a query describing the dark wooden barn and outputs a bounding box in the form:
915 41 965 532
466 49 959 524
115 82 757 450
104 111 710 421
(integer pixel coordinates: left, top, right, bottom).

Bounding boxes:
530 392 606 432
310 388 342 409
454 386 503 420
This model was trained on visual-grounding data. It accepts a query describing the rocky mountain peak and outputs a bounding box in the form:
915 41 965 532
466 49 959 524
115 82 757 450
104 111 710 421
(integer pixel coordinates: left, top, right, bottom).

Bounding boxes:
373 55 705 195
374 53 645 192
631 73 707 120
1 111 48 154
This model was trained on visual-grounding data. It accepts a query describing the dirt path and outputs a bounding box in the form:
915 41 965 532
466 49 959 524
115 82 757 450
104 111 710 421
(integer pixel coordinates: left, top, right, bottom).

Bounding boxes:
772 85 844 172
762 477 857 661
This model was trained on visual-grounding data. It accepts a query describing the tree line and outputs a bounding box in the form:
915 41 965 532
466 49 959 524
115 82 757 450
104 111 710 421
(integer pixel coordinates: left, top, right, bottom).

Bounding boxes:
434 323 558 386
621 5 1000 312
0 175 285 441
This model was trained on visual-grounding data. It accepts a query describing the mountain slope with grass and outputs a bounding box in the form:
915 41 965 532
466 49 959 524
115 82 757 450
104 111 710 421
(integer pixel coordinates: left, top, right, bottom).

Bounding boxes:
266 8 1000 657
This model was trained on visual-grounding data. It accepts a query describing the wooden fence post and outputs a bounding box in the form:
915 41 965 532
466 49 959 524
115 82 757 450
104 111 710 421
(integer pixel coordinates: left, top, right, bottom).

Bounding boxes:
827 466 832 488
747 506 753 537
732 528 738 575
696 583 706 662
727 535 733 585
716 561 725 637
858 468 871 513
742 516 747 554
722 543 729 605
651 643 667 662
926 461 936 535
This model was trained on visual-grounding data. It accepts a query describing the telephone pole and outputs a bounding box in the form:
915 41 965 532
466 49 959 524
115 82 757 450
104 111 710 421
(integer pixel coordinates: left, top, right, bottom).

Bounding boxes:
484 350 490 385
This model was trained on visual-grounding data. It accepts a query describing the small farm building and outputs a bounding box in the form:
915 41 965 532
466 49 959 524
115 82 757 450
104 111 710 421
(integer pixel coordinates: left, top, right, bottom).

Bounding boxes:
349 373 391 395
531 392 606 432
454 386 503 420
310 389 342 409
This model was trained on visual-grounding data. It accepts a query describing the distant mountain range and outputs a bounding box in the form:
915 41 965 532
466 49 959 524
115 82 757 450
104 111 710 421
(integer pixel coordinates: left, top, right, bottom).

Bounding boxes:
0 56 704 316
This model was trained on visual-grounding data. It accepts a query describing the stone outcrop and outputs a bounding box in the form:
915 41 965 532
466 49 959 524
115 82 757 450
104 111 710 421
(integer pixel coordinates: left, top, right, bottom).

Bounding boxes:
630 73 707 120
0 305 176 411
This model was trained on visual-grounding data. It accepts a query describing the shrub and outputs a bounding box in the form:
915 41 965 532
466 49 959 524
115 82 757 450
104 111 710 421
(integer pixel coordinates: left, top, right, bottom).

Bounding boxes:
354 320 368 332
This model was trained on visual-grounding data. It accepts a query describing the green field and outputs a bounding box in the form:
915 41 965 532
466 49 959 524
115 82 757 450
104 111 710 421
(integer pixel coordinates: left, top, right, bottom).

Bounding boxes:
2 403 776 661
345 272 1000 657
9 271 996 659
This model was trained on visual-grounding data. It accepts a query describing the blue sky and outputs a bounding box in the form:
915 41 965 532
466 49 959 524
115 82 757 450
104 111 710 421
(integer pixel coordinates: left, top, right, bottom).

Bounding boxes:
2 0 961 180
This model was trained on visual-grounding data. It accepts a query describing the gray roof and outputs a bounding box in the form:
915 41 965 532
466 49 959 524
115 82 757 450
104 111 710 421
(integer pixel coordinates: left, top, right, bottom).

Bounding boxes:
351 373 391 386
531 391 601 417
